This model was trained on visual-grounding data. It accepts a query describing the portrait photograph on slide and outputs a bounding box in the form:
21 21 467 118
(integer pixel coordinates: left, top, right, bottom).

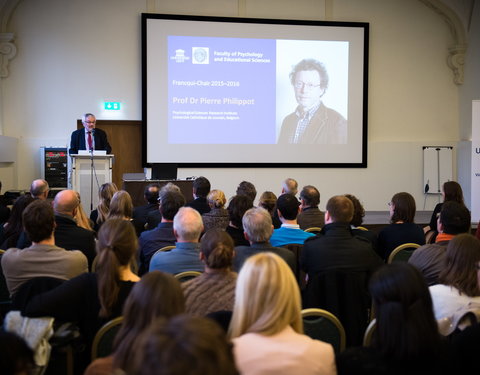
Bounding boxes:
142 14 368 167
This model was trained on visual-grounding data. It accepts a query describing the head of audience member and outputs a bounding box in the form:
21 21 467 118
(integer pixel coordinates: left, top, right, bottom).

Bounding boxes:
276 193 300 222
96 218 138 317
3 195 35 238
369 262 443 362
173 207 204 243
281 178 298 196
97 182 118 223
200 228 235 272
159 182 181 197
438 201 471 235
227 195 254 229
159 191 186 222
53 189 79 217
325 195 354 224
112 271 185 370
389 192 416 224
242 207 273 244
108 190 134 220
29 179 49 200
144 184 160 204
82 112 96 132
207 189 227 210
0 330 34 375
129 315 238 375
442 180 464 205
299 185 320 210
344 194 366 227
74 191 93 231
438 234 480 297
290 58 329 111
22 200 55 243
258 191 277 215
236 181 257 203
193 176 211 199
229 252 302 338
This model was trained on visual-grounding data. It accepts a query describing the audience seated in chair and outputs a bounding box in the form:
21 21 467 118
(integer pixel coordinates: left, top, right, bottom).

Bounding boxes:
336 262 453 375
270 193 315 247
297 185 325 230
233 207 296 274
226 195 253 247
182 229 237 316
138 190 185 275
149 207 204 274
127 315 238 375
1 200 87 297
258 191 281 229
235 180 257 204
0 195 35 250
185 176 211 215
23 219 140 373
344 194 378 252
0 330 34 375
229 252 335 375
202 189 230 232
90 182 118 233
85 271 185 375
377 192 425 261
301 195 382 346
409 201 471 286
132 183 160 235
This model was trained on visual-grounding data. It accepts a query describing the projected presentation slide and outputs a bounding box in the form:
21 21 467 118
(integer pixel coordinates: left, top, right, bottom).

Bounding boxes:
143 15 368 166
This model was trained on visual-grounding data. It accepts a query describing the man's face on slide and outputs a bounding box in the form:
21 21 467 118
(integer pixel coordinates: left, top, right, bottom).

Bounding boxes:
83 115 96 132
293 70 325 110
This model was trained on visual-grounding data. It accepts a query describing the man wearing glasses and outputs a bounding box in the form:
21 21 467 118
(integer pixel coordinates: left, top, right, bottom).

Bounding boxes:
69 113 112 154
278 58 347 144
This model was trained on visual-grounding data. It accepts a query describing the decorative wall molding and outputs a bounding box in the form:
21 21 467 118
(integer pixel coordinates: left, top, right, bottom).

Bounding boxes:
419 0 471 85
0 32 16 78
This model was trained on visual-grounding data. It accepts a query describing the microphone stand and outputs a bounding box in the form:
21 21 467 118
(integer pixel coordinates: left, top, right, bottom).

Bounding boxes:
89 146 94 212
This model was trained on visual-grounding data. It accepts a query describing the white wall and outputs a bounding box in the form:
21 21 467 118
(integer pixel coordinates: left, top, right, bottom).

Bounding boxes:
2 0 477 211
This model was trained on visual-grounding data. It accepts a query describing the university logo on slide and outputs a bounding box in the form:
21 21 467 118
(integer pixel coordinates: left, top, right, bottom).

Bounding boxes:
170 49 190 63
192 47 209 64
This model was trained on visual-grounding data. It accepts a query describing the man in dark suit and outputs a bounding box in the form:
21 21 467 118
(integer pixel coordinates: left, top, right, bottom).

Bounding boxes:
69 113 112 155
185 176 211 215
297 185 325 230
132 183 160 235
233 207 296 273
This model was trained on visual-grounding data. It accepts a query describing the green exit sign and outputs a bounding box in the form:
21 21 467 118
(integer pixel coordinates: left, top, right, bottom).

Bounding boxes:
104 102 121 110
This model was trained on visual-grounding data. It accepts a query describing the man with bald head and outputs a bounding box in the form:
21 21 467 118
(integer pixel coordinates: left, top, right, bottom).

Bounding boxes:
53 189 96 268
30 179 50 200
301 195 382 281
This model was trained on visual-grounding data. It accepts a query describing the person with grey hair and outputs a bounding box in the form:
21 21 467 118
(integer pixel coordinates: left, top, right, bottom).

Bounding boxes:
146 182 182 230
278 58 347 144
281 178 298 196
233 207 296 273
69 113 112 154
29 179 49 200
149 207 204 274
297 185 325 230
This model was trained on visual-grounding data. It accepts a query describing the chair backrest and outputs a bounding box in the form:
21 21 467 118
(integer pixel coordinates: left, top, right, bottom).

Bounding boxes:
0 250 10 302
425 229 436 244
152 245 176 258
174 271 202 282
304 227 322 234
356 226 368 231
387 243 421 264
91 316 123 360
282 244 304 287
302 308 346 353
362 318 376 347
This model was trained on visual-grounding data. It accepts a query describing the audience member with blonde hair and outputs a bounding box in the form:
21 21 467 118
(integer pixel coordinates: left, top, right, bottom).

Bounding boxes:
182 228 237 316
24 218 140 372
90 182 118 231
74 191 93 231
202 189 229 232
229 252 335 375
85 271 185 375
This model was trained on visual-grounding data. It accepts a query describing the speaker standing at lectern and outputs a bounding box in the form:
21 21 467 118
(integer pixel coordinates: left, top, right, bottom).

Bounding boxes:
69 113 112 155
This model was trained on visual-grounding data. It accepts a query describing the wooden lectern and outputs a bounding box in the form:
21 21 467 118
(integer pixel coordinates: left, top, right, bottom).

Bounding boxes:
69 152 114 214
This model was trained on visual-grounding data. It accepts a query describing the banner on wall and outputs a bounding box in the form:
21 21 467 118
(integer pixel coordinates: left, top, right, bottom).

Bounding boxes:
471 100 480 222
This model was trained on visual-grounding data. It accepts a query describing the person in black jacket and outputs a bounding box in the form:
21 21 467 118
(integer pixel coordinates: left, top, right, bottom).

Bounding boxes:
69 113 112 155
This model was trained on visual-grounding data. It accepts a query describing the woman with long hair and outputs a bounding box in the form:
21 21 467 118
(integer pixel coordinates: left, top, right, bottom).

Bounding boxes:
377 192 425 261
258 191 281 229
90 182 118 232
430 233 480 320
182 228 237 316
202 189 230 232
85 271 185 374
429 181 464 232
107 190 134 221
0 195 35 249
24 219 140 372
229 252 335 375
337 262 452 374
74 191 94 231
